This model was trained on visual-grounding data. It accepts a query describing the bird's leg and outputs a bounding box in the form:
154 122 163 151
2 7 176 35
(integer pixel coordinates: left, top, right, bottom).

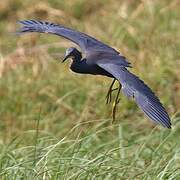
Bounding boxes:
112 82 122 123
106 78 116 104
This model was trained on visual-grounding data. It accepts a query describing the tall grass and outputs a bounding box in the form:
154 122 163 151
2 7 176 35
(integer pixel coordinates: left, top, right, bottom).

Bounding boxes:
0 0 179 179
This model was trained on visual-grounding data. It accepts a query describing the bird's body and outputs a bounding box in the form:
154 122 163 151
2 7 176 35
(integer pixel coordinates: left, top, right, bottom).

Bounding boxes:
70 59 113 77
69 53 114 77
17 20 171 128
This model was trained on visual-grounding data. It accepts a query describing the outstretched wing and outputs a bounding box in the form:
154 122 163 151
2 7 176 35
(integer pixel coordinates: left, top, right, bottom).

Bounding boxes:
17 20 119 54
97 62 171 128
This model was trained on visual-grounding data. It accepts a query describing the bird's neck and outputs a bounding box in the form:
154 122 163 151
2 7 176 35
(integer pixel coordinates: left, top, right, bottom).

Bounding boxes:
72 51 82 62
70 59 89 74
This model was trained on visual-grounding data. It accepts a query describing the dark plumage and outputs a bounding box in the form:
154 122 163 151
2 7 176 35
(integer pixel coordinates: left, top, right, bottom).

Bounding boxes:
17 20 171 128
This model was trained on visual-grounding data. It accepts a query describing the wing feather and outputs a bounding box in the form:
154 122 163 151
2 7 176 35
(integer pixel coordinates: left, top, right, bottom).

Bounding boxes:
17 20 119 54
97 63 171 128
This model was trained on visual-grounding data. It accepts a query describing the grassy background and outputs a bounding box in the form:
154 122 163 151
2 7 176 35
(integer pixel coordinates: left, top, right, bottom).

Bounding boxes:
0 0 179 179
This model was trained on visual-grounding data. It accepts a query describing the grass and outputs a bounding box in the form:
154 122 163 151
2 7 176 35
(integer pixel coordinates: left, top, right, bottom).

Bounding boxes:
0 0 179 179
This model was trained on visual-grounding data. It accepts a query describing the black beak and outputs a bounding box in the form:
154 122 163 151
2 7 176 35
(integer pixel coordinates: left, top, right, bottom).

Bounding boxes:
62 55 70 63
62 56 67 63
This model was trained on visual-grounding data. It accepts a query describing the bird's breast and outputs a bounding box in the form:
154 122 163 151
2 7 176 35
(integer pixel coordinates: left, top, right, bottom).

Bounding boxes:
70 60 113 77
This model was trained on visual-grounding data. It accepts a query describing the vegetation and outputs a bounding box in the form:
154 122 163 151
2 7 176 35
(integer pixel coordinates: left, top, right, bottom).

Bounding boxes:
0 0 179 179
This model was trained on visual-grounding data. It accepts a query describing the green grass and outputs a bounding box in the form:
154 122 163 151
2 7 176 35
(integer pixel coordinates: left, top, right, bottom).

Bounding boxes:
0 0 179 179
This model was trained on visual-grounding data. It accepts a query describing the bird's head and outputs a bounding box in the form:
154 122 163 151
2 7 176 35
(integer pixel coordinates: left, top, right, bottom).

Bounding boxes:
62 47 82 62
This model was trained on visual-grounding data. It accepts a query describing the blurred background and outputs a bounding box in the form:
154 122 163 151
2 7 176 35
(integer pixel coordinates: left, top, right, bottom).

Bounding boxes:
0 0 179 178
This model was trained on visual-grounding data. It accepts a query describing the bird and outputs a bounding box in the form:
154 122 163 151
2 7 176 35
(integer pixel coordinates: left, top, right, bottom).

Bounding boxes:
17 20 171 128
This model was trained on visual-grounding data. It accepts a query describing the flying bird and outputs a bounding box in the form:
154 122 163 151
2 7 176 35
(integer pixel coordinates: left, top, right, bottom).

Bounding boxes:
17 20 171 128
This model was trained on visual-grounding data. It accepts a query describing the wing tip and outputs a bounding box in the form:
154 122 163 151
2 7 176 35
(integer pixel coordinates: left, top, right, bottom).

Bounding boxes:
17 20 35 26
17 19 47 34
160 117 171 129
163 119 171 129
166 125 171 129
136 94 171 129
144 106 171 129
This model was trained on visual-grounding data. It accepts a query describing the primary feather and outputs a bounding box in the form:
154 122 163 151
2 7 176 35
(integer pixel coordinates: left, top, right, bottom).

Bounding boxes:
17 20 119 54
97 63 171 128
